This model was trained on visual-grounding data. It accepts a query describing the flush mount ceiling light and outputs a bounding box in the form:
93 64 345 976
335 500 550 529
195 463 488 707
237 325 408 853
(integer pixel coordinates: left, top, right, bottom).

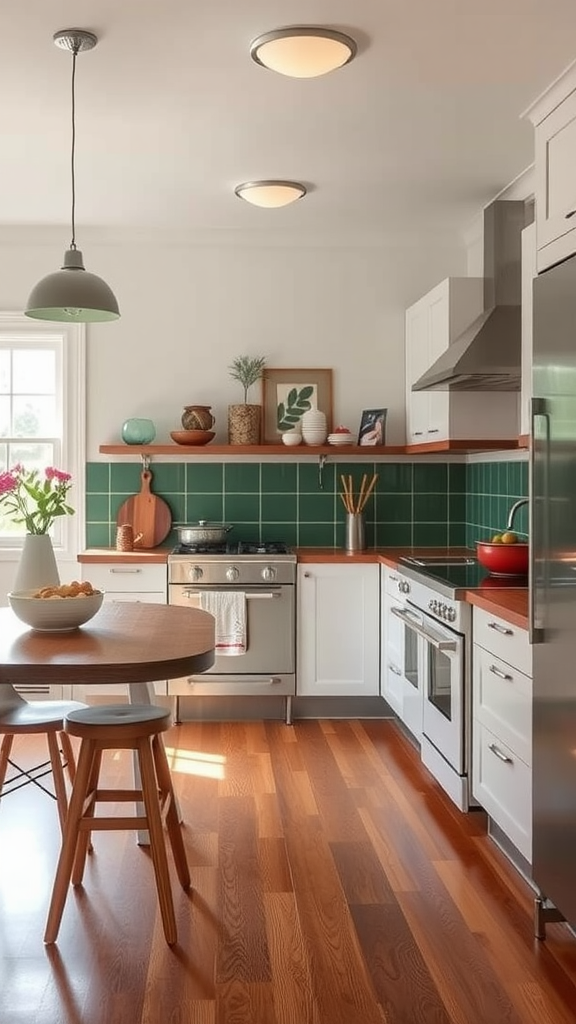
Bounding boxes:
25 29 120 323
234 180 307 208
250 27 357 78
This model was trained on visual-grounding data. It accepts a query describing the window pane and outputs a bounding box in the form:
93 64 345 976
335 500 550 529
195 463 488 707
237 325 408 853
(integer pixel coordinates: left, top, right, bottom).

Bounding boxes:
0 351 10 394
0 396 10 437
8 442 54 470
12 350 56 395
12 397 57 437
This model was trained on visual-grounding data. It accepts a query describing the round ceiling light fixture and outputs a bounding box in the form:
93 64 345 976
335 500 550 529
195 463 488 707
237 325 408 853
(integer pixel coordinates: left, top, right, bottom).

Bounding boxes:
250 27 357 79
234 181 307 208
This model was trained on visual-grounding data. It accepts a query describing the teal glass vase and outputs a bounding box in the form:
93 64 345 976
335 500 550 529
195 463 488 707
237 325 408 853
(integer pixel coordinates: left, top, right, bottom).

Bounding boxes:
121 418 156 445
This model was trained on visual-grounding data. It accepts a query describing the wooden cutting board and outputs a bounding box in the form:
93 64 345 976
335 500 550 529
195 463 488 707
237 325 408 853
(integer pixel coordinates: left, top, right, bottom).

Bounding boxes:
116 470 172 549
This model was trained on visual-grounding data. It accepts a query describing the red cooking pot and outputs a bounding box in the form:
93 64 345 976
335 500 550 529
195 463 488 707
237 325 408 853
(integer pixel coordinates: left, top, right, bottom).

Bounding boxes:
476 540 529 576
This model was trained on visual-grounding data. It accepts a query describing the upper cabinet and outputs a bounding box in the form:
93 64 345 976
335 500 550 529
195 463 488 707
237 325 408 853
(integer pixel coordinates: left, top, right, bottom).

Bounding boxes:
524 61 576 272
405 278 519 450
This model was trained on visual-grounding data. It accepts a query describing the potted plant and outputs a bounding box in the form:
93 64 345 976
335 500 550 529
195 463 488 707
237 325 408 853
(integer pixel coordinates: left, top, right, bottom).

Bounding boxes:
227 355 266 444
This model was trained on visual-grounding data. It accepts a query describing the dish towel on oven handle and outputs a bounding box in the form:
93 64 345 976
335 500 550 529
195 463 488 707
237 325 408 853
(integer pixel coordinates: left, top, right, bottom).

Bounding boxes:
198 591 247 656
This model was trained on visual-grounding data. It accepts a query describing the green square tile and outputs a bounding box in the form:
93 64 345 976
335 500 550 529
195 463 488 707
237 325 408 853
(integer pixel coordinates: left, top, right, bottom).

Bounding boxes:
298 492 335 522
262 522 298 546
520 460 528 495
85 494 110 522
376 523 412 546
262 492 297 521
297 461 333 492
186 462 224 492
413 493 448 522
261 462 297 493
448 522 466 546
86 462 110 492
448 462 466 494
413 463 448 493
224 493 260 522
449 493 466 522
224 463 260 492
377 463 413 493
110 462 142 492
86 522 112 547
413 523 448 546
298 523 336 546
235 524 260 543
497 461 508 494
151 463 186 493
167 493 187 523
377 493 412 523
186 494 224 522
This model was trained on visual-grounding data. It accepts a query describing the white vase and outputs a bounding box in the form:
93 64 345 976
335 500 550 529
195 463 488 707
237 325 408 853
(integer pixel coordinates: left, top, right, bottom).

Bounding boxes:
301 409 327 445
13 534 60 593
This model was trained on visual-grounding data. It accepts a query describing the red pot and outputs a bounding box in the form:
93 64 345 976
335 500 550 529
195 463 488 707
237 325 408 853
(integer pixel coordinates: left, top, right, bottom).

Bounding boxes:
476 541 529 576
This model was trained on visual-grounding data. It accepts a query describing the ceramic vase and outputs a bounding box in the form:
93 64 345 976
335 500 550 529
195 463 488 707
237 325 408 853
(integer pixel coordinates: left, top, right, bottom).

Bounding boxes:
228 404 261 445
13 533 60 592
181 405 216 431
301 409 328 445
121 418 156 445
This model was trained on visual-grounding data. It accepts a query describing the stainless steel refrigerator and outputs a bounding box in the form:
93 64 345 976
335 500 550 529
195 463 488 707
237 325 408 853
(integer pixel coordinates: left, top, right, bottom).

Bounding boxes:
531 254 576 936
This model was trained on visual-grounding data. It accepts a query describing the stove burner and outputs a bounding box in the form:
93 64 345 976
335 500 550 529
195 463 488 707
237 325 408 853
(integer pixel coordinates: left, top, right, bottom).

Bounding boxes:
171 540 290 557
237 541 289 555
172 542 231 555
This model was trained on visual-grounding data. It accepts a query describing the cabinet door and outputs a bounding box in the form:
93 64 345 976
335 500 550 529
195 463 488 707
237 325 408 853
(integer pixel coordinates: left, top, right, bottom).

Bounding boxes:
426 288 450 441
405 302 429 443
535 89 576 265
297 564 379 697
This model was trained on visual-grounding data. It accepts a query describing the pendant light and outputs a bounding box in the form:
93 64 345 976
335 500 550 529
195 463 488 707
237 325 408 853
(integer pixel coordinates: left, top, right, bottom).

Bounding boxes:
250 27 357 79
234 181 307 208
25 29 120 323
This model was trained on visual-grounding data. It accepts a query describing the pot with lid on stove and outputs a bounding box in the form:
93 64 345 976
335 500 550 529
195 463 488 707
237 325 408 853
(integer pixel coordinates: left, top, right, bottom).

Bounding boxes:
176 521 234 545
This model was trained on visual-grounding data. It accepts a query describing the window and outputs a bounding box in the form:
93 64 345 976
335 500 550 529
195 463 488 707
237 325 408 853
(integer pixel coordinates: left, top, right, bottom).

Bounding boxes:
0 312 85 559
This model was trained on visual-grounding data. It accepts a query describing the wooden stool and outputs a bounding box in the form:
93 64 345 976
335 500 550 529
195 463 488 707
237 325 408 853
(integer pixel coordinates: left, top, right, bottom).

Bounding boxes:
44 704 190 946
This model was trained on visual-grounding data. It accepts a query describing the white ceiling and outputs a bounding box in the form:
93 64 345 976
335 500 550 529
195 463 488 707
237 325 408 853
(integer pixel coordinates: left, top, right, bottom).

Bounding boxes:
2 0 576 241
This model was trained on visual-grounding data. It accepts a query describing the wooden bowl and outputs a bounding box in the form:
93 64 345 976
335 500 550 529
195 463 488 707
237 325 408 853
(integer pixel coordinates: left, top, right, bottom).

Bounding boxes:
170 430 215 446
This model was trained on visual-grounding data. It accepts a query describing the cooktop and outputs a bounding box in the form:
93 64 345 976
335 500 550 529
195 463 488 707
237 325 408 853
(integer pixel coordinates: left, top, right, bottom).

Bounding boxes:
399 555 528 596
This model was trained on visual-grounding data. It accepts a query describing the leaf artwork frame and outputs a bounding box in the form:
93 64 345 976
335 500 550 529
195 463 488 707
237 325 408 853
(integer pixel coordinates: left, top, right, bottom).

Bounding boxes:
261 368 333 443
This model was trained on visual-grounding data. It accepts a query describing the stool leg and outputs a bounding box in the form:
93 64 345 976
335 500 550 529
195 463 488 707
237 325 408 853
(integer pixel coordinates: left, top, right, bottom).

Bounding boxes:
44 738 97 944
47 731 70 835
58 730 76 787
152 734 190 890
137 737 177 945
0 734 14 793
71 749 101 885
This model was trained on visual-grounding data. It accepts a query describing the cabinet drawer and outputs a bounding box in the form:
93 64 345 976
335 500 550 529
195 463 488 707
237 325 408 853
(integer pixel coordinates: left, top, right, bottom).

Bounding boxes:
82 563 167 595
473 607 531 677
472 721 532 862
473 644 532 765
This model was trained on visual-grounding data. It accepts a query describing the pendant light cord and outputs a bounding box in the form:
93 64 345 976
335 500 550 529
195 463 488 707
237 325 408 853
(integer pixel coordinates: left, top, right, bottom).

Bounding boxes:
69 45 78 251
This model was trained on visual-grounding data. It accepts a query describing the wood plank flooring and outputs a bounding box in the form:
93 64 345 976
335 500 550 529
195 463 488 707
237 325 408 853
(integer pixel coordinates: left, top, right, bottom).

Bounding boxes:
1 719 576 1024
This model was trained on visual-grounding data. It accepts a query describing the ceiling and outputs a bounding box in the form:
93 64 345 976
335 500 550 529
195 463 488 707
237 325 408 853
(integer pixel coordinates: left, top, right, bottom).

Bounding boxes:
2 0 576 242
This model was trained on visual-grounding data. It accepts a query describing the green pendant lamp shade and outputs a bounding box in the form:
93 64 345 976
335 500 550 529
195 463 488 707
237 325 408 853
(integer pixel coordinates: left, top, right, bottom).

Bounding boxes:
26 248 120 323
25 29 120 324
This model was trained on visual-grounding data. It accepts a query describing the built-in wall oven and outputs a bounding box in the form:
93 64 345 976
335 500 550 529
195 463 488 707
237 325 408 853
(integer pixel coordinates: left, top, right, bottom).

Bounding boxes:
167 541 296 722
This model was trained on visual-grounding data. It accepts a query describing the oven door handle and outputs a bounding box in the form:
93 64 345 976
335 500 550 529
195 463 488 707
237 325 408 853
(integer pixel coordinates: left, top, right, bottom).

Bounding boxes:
182 589 280 599
390 606 457 651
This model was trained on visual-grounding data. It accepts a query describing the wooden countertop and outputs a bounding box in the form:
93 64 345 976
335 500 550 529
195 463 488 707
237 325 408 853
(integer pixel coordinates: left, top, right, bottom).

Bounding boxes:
78 547 172 564
463 588 529 630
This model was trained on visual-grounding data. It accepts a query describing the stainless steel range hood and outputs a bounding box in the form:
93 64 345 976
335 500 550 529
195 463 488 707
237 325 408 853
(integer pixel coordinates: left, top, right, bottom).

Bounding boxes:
412 200 527 392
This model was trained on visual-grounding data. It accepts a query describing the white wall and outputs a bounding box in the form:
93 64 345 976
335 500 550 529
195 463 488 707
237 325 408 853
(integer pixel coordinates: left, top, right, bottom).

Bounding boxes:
0 226 468 452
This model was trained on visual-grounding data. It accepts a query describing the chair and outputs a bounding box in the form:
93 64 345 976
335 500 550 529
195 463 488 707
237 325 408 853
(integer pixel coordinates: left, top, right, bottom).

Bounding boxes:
44 703 190 946
0 687 87 833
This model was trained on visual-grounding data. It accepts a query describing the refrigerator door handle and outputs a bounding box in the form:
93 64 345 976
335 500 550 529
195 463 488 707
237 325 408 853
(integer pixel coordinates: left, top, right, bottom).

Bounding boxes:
530 397 549 645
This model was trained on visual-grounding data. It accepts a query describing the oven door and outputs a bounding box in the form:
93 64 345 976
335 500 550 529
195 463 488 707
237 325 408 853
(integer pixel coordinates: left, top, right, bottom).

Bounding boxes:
169 584 295 675
391 605 464 773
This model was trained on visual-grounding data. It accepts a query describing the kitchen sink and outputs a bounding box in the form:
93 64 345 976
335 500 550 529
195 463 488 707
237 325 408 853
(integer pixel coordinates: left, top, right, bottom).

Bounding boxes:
401 555 476 567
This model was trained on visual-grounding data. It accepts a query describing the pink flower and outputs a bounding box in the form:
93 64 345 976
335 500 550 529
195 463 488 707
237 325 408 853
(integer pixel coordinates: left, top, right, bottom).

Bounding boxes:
0 465 75 535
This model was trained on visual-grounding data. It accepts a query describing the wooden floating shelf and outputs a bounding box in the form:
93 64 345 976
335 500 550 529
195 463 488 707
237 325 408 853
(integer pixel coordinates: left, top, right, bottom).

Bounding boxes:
100 439 524 457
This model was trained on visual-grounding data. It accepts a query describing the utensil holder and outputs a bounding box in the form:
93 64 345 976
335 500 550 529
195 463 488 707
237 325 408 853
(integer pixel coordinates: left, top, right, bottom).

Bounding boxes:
345 513 365 552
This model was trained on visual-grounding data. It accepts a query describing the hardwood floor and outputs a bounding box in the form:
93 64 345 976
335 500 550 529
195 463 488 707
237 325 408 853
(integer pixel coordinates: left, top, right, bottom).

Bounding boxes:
1 719 576 1024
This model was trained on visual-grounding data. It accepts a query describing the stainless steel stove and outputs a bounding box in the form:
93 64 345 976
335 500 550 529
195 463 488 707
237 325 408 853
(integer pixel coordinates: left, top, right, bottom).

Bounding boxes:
168 541 297 721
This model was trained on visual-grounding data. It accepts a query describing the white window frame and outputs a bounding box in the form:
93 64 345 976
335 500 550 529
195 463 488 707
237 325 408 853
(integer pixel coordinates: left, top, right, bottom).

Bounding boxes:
0 311 86 564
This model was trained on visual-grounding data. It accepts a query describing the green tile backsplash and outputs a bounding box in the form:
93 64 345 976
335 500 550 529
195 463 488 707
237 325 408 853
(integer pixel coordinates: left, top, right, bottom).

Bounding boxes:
85 459 529 549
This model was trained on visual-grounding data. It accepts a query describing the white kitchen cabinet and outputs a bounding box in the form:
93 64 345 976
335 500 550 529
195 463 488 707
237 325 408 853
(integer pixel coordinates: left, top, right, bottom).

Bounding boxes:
380 567 422 740
520 221 536 438
524 63 576 271
405 277 517 445
472 606 532 862
77 562 168 700
297 563 379 697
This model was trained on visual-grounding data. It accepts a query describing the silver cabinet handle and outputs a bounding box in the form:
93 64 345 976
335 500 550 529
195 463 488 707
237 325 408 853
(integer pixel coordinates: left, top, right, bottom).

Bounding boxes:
530 396 549 645
187 676 281 686
427 428 440 433
183 589 279 600
109 567 143 574
388 663 402 676
487 621 513 635
488 742 513 764
390 606 457 651
489 664 513 681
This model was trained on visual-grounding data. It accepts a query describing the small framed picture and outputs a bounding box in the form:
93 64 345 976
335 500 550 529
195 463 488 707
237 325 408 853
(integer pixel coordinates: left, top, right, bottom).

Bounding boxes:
358 408 387 446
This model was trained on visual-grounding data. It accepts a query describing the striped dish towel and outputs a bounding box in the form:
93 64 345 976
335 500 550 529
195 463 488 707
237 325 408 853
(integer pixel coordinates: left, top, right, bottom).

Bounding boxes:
198 591 247 656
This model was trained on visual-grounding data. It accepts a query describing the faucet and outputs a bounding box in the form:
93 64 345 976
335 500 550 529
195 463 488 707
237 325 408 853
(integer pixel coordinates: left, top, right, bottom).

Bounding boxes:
505 498 529 532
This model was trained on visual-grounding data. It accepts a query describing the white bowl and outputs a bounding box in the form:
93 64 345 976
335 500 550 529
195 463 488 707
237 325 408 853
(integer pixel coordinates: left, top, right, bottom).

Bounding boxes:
327 433 354 445
8 589 104 631
281 431 302 446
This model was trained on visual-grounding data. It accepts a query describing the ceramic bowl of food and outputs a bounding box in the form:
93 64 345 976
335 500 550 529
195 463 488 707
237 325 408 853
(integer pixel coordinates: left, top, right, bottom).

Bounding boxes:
476 540 529 576
8 585 104 631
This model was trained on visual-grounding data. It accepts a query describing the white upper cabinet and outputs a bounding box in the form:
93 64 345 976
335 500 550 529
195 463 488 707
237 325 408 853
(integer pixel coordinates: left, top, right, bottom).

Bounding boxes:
405 277 518 446
524 61 576 271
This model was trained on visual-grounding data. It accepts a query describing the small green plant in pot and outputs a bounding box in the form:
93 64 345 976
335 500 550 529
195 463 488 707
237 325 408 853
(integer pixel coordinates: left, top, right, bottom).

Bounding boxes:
227 356 266 445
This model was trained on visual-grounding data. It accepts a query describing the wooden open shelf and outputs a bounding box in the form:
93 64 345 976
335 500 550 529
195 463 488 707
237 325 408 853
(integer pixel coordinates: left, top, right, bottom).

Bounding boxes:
100 438 524 458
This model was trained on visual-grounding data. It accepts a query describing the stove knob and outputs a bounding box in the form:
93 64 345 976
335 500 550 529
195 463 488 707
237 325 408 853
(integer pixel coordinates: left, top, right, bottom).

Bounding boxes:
262 565 276 582
226 565 240 582
446 607 456 622
429 599 437 613
189 565 203 581
439 603 447 619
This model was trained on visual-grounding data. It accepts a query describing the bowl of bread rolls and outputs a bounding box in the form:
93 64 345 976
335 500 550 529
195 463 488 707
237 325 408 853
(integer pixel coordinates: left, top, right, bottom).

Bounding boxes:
8 580 104 631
